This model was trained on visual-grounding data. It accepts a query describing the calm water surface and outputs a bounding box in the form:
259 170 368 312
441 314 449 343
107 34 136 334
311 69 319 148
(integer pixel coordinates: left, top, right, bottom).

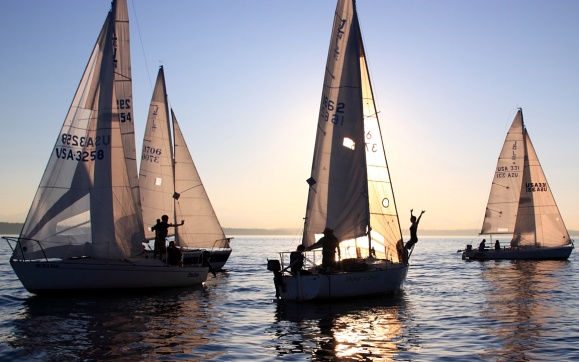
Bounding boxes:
0 236 578 361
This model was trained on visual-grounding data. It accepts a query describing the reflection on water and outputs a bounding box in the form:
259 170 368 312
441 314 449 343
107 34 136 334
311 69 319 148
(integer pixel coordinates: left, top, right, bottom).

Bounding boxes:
268 293 414 361
8 287 222 361
480 260 568 361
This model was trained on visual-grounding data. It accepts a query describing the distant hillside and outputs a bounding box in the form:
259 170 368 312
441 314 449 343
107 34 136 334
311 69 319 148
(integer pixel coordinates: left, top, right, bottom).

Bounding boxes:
0 222 23 235
2 223 578 238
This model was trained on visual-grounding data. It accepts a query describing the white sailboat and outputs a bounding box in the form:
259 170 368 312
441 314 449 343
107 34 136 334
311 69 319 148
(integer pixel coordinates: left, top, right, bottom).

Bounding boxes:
268 0 409 301
139 67 232 270
3 0 208 294
462 108 574 260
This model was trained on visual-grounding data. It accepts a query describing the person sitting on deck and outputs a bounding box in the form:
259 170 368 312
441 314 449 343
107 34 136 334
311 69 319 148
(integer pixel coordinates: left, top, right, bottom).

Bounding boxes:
167 241 182 266
289 244 305 274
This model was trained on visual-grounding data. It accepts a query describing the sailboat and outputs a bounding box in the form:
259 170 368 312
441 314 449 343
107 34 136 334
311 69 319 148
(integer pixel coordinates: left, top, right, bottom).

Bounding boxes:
267 0 409 301
2 0 208 294
462 108 574 260
139 66 232 270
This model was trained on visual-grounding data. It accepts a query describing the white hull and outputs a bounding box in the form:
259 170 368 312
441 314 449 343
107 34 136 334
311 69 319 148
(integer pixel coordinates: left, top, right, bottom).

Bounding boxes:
462 245 574 261
276 263 408 301
11 258 208 295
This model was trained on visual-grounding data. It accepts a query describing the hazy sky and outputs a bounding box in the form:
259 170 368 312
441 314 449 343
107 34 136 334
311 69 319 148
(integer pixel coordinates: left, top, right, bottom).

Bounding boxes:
1 0 578 232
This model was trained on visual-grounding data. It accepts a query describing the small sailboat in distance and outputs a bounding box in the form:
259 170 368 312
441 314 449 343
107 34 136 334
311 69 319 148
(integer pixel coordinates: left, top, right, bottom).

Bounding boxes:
267 0 409 301
462 108 574 260
3 0 208 294
139 66 232 270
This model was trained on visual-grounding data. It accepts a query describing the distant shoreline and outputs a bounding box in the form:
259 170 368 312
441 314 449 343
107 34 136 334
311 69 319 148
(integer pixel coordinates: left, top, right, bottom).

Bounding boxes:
3 223 577 238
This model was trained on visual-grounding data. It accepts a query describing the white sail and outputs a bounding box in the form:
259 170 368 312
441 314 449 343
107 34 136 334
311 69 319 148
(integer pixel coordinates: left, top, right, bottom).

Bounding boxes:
139 67 175 240
172 111 228 249
480 110 526 235
464 108 572 261
512 127 571 248
139 67 228 250
114 0 144 235
16 0 144 261
302 0 403 263
360 41 404 264
270 0 408 301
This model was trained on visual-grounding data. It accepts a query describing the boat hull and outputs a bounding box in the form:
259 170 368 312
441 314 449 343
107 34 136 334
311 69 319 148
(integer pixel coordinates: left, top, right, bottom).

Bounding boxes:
462 245 574 261
275 264 408 301
180 248 232 270
10 258 208 295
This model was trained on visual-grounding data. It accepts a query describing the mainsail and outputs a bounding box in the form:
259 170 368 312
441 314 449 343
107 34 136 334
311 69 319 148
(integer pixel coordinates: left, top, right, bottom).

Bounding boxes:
16 0 144 261
139 67 228 250
480 111 525 235
139 67 175 239
302 0 403 263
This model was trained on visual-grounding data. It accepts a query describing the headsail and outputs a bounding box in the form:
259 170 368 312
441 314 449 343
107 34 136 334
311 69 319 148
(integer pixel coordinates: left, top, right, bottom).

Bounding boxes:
16 0 144 261
512 122 570 248
172 110 228 249
303 0 403 263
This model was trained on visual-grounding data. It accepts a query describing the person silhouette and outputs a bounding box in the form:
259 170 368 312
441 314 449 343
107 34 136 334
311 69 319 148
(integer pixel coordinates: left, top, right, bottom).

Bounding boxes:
405 209 425 250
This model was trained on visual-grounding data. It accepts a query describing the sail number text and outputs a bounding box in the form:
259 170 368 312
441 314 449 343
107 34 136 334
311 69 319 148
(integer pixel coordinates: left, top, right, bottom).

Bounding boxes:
526 183 547 192
117 99 132 123
495 165 519 178
365 130 379 152
141 145 162 163
320 95 345 125
55 133 108 162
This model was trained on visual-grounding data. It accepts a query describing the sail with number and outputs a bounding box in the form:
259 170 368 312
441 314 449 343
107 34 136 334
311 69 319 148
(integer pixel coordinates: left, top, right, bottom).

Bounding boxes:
511 115 570 248
6 0 209 294
463 108 573 260
269 0 408 301
302 0 403 263
480 111 526 235
15 0 143 261
139 67 230 258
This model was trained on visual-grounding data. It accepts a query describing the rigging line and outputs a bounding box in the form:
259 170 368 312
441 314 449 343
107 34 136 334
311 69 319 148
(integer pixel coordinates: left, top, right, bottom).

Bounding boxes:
130 0 153 92
177 184 203 194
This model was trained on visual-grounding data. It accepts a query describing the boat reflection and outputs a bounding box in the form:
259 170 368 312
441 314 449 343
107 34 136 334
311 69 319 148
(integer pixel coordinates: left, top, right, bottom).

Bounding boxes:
480 260 569 360
269 293 413 361
8 287 221 361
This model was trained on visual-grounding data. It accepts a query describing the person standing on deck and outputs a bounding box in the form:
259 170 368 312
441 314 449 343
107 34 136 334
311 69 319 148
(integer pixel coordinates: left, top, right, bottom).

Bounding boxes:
152 215 184 260
307 227 340 272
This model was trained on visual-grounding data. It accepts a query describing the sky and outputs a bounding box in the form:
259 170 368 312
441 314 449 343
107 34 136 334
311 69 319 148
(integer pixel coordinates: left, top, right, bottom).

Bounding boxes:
0 0 578 232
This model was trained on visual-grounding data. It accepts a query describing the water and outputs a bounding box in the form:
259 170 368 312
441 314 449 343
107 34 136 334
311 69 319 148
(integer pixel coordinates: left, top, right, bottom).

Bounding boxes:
1 236 578 361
